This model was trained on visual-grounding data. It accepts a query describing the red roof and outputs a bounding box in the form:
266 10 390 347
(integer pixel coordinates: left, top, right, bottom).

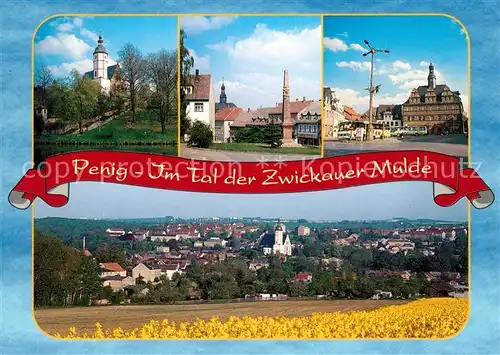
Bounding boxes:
185 74 211 100
100 262 125 272
344 106 362 121
271 100 314 115
216 107 243 122
293 272 312 281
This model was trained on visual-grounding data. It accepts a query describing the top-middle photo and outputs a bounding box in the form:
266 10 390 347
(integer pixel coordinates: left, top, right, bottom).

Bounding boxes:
179 15 322 161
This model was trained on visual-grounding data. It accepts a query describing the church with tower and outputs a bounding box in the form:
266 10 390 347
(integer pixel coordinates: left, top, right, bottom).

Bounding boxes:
84 34 123 94
402 61 466 133
215 80 237 112
258 221 292 256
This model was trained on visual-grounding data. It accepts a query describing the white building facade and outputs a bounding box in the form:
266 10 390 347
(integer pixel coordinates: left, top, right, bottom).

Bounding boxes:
184 70 215 140
323 87 346 140
92 35 111 93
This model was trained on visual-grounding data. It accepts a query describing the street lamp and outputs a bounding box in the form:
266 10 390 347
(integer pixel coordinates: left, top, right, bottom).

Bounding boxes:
362 40 390 141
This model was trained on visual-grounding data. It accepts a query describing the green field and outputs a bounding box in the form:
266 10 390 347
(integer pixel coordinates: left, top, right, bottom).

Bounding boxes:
39 110 178 144
36 110 178 161
208 142 320 155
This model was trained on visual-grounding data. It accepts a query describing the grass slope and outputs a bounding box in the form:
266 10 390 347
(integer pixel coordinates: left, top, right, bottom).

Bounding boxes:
40 110 178 144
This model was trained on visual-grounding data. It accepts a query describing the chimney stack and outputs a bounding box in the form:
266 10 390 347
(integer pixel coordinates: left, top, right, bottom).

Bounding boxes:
82 235 86 251
195 69 199 76
302 96 305 102
247 108 250 112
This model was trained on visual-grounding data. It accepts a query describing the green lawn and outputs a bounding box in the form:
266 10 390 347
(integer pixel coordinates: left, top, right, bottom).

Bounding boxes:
39 110 178 144
208 142 320 155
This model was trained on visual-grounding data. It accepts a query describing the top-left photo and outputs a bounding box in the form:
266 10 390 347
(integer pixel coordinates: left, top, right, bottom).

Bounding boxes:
33 16 179 165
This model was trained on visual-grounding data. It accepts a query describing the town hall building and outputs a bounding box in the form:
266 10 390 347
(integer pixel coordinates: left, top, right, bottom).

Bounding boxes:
402 61 465 133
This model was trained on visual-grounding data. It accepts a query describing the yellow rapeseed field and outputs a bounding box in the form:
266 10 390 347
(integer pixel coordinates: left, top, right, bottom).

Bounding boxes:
54 298 468 339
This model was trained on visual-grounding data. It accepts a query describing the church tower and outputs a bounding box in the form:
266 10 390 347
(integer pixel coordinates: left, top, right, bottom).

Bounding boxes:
92 34 111 92
427 61 436 89
274 222 284 251
219 79 227 107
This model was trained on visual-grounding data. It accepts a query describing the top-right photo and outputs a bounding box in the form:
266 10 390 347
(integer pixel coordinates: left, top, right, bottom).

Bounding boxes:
323 15 468 161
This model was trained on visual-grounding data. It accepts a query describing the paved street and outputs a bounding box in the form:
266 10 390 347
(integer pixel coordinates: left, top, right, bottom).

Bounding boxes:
324 135 468 159
180 144 321 162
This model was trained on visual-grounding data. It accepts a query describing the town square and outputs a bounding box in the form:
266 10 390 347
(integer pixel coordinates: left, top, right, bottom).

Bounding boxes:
322 16 468 160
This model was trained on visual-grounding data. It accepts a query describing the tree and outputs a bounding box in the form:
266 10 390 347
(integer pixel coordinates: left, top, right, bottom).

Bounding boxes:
118 43 146 123
96 92 111 130
179 29 194 140
188 120 213 148
167 239 180 251
95 245 126 266
67 70 101 133
34 232 103 307
35 64 53 108
263 124 283 148
146 49 178 133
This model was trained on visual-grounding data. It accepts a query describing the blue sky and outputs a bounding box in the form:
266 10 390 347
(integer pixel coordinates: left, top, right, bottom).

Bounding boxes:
180 16 321 109
34 16 178 77
323 16 469 114
34 181 467 222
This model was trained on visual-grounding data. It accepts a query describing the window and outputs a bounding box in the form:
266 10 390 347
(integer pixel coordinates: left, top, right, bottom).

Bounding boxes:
194 103 203 112
94 70 97 77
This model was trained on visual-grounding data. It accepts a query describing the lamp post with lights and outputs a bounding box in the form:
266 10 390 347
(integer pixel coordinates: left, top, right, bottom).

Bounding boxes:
362 40 390 141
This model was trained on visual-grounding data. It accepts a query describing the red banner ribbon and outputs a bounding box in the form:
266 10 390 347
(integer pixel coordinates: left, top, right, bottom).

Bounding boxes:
8 150 494 210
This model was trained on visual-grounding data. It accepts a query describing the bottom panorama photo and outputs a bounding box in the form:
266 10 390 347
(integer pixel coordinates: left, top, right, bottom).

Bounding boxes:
33 181 469 340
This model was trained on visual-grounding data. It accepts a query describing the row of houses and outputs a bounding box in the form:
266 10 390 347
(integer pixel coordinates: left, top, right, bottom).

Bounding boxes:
105 222 260 240
183 70 322 145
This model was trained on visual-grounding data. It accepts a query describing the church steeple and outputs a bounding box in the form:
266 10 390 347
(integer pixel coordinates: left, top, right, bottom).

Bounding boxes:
92 32 109 86
220 78 227 106
427 60 436 89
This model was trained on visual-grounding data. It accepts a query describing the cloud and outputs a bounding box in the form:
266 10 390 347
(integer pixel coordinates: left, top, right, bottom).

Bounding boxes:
206 37 235 51
181 16 237 35
324 37 348 52
388 67 444 90
47 57 117 77
211 24 320 73
216 73 320 110
55 17 84 32
35 32 92 59
202 23 321 108
349 43 365 52
330 87 411 113
336 61 371 71
188 48 210 72
461 94 469 114
47 59 93 76
460 28 465 35
336 32 348 38
420 60 430 67
391 60 411 71
80 28 99 42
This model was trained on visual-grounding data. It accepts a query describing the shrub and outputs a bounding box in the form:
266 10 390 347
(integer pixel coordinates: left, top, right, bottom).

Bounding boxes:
263 124 283 148
188 121 213 148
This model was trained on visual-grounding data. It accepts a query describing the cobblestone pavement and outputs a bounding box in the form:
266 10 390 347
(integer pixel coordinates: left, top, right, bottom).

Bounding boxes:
324 135 468 159
180 144 321 162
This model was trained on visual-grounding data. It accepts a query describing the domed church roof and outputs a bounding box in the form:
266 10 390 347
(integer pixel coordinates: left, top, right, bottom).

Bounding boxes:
93 35 108 54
